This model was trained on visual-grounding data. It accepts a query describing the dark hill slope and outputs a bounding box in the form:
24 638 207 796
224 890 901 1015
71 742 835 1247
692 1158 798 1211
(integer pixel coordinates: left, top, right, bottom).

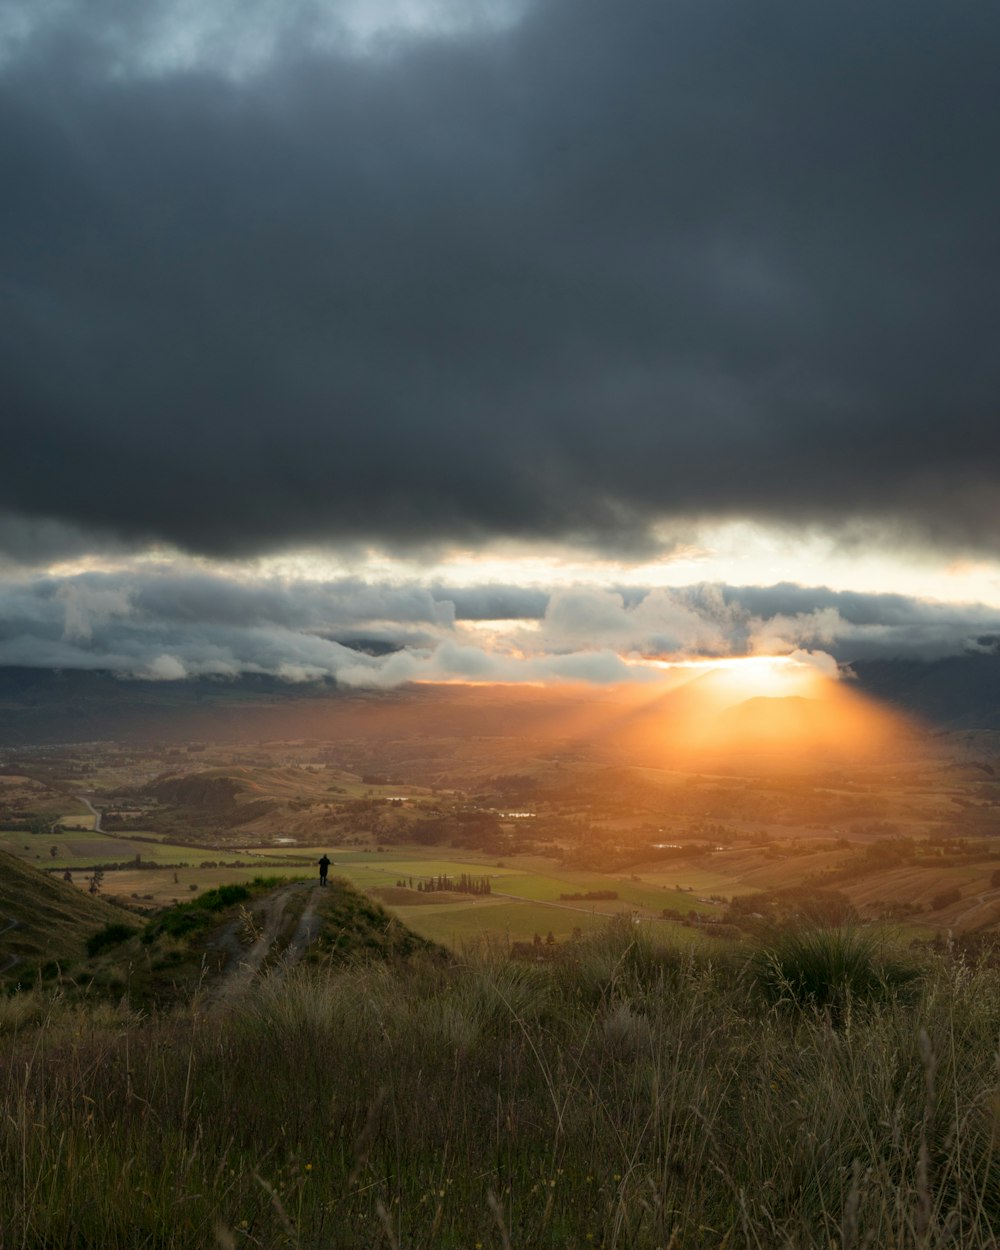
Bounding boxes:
0 850 126 983
94 877 438 1009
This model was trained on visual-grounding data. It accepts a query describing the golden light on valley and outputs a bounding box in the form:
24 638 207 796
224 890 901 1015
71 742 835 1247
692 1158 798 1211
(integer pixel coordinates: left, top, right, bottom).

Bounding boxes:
610 655 911 765
259 655 917 776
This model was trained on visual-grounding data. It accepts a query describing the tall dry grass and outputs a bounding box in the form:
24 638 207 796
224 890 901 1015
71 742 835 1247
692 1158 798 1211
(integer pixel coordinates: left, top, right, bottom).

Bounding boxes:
2 925 1000 1248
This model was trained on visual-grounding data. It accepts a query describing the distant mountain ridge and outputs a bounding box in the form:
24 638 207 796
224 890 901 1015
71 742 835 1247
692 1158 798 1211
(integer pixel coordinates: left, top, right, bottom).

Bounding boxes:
0 666 345 744
849 654 1000 729
1 656 1000 743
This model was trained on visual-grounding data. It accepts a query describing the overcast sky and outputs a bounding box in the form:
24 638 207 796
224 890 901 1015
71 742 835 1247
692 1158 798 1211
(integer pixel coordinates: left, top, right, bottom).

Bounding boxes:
4 0 1000 684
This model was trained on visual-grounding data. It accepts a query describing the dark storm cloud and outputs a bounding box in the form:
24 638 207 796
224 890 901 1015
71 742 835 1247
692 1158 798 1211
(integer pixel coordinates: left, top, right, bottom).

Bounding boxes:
4 0 1000 559
0 513 135 570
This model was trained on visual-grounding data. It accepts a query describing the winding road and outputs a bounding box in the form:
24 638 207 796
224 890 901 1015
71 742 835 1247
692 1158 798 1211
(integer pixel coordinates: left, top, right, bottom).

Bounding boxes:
77 795 102 832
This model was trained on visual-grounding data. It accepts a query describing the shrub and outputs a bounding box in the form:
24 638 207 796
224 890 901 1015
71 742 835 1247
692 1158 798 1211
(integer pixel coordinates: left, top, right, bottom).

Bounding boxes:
728 887 857 928
146 909 213 941
751 926 921 1018
555 914 685 1004
86 923 139 958
196 883 251 911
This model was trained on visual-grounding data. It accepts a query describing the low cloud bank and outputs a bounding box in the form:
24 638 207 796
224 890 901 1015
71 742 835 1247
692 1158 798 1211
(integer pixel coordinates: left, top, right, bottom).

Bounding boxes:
0 567 997 687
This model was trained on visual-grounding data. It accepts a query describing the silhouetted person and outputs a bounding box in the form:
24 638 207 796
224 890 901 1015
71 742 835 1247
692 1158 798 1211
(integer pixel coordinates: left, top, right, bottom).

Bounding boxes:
318 854 331 886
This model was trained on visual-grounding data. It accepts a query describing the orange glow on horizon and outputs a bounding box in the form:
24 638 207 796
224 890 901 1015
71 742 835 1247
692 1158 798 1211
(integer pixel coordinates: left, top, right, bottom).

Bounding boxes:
614 658 911 763
415 653 828 702
641 654 829 700
408 653 913 766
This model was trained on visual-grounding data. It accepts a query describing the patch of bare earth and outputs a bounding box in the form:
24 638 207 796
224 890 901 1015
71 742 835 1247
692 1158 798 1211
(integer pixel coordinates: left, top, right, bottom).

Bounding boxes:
200 882 322 1012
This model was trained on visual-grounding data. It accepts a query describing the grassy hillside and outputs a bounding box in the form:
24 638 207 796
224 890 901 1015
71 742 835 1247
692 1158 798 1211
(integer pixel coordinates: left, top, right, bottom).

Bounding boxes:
0 849 126 983
3 922 1000 1248
0 851 436 1007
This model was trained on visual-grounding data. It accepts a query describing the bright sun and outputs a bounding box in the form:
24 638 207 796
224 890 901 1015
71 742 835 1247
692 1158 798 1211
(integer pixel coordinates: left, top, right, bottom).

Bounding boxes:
657 655 826 701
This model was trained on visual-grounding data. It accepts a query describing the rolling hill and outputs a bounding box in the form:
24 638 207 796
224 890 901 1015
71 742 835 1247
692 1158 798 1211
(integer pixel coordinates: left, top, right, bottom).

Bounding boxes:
0 850 127 983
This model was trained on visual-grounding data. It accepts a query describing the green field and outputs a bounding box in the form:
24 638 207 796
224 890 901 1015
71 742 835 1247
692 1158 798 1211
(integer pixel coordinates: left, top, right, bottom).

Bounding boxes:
389 898 707 947
637 863 752 893
392 897 609 945
492 869 719 916
267 849 723 946
0 829 222 869
94 864 311 907
0 831 728 946
55 811 98 831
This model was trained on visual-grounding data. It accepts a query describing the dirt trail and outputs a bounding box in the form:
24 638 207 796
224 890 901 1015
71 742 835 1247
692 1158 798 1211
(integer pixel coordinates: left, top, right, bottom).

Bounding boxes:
201 881 323 1012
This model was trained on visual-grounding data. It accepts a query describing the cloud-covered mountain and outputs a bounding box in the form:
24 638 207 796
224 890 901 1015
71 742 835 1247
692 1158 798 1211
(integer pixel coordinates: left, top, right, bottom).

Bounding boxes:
1 565 998 686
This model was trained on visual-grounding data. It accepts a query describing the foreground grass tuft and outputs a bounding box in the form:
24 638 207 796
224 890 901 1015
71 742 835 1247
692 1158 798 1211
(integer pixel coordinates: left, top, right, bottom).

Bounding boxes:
750 924 922 1018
